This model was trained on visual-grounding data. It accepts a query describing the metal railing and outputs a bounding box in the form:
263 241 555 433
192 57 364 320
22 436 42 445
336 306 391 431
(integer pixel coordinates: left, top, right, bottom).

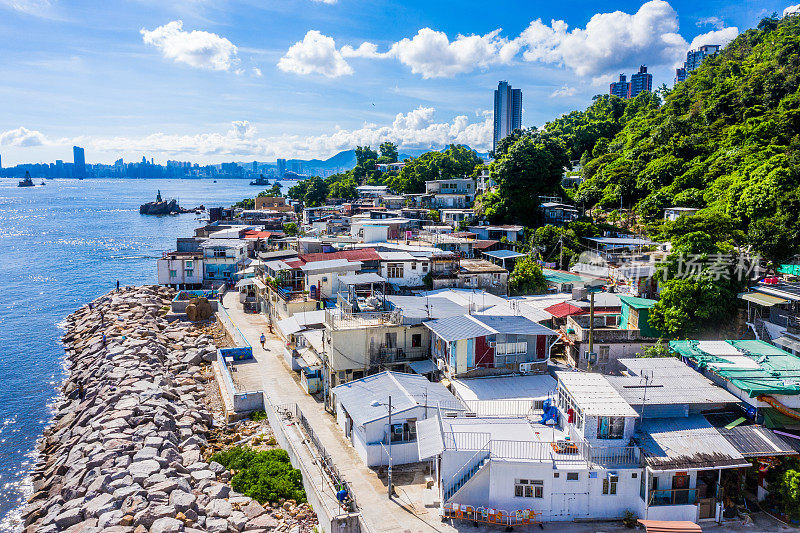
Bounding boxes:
649 488 698 507
443 442 491 501
276 403 359 514
217 301 251 348
324 308 402 329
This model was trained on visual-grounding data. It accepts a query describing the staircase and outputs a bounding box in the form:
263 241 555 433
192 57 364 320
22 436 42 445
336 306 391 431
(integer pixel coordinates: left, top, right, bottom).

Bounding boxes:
443 445 490 502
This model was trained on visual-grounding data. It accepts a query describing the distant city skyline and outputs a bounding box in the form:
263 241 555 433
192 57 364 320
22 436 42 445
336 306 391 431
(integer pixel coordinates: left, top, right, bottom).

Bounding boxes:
0 0 793 165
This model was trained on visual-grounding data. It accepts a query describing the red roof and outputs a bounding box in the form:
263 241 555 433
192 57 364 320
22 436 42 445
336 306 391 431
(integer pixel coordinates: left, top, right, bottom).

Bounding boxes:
472 239 499 250
242 230 283 240
544 302 583 318
299 248 382 263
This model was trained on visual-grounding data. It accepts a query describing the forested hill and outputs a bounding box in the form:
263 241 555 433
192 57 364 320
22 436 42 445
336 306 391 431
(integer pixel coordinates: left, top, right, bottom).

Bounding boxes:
569 14 800 264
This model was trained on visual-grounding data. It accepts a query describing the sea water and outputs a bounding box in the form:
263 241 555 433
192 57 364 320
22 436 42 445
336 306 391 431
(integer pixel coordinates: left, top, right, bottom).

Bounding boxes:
0 178 276 529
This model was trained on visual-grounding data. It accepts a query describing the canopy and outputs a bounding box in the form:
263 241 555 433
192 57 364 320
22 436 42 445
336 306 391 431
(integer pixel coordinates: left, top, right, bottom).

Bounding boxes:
637 520 701 533
738 292 788 306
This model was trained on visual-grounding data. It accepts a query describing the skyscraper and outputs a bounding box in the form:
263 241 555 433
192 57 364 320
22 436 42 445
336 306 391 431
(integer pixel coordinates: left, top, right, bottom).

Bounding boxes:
73 146 86 178
629 66 653 98
674 67 687 85
277 158 286 178
609 74 629 99
686 44 721 72
493 81 522 153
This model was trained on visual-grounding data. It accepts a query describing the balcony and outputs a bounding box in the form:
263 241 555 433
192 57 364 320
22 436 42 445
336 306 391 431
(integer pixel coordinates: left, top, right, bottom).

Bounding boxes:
649 488 698 506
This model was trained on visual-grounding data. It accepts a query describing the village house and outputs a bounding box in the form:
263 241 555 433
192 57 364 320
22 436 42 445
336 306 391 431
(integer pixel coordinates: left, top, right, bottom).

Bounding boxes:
332 371 464 466
425 314 557 379
200 239 248 287
157 251 203 290
467 224 525 243
455 258 509 296
254 195 293 212
425 178 476 208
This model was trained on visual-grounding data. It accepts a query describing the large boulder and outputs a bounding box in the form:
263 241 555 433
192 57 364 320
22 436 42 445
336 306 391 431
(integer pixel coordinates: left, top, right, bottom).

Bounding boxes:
185 298 213 322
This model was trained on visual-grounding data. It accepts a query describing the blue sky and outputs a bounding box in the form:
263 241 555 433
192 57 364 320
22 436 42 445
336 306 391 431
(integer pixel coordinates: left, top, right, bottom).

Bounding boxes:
0 0 795 165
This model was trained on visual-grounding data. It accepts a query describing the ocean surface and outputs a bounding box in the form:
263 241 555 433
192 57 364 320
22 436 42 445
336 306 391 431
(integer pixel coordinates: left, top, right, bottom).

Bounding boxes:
0 178 277 530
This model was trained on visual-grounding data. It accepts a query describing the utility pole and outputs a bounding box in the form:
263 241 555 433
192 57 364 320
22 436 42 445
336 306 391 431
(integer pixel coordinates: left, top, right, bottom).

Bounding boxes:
559 234 564 269
588 291 595 370
387 395 393 499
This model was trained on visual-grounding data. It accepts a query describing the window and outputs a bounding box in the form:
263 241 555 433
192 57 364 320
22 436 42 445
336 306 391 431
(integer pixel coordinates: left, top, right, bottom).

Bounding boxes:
185 260 193 268
213 249 226 258
185 269 193 277
411 334 422 348
597 416 625 439
169 269 177 278
411 262 417 270
566 472 579 481
422 263 429 273
514 479 543 498
603 475 619 495
387 263 404 278
599 346 610 363
390 420 416 443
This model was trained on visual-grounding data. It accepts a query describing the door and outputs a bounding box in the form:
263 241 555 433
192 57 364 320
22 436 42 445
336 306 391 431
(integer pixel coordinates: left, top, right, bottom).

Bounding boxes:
672 474 690 505
550 492 589 518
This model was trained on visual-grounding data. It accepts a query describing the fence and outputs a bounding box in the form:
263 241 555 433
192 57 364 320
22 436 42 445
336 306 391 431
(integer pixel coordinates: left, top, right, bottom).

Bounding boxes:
276 403 359 514
217 303 250 347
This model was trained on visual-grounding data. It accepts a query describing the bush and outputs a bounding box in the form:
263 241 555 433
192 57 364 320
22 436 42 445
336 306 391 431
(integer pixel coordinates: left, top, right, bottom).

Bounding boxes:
249 410 267 422
210 447 306 504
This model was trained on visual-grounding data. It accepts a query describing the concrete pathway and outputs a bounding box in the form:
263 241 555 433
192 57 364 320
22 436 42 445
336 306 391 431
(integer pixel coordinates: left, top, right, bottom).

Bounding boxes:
221 293 447 533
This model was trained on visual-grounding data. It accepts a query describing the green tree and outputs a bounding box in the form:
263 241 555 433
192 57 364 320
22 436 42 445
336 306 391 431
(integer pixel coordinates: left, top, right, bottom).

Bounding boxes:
509 256 548 296
487 131 570 226
283 222 299 236
379 142 399 163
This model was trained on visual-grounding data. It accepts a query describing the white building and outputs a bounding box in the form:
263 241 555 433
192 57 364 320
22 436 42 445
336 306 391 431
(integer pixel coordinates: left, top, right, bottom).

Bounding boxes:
664 206 701 221
157 251 203 289
378 251 429 289
332 371 464 466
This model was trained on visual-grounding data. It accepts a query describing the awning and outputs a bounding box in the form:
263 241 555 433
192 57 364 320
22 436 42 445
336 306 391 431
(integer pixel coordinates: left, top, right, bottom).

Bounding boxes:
739 292 789 306
637 520 701 533
774 336 800 353
235 278 254 288
408 359 437 375
416 416 444 459
252 278 266 290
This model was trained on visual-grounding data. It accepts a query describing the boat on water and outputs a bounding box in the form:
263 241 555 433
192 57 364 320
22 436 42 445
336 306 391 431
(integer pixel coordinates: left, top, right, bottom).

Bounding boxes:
249 174 270 186
18 172 34 187
40 181 46 186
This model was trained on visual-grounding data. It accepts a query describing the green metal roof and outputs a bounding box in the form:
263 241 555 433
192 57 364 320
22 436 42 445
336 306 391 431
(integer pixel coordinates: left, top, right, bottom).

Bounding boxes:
670 339 800 397
617 295 657 309
542 268 584 284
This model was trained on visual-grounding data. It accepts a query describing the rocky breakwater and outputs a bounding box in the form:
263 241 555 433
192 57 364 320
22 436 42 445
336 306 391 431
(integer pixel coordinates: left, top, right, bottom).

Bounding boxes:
23 286 279 533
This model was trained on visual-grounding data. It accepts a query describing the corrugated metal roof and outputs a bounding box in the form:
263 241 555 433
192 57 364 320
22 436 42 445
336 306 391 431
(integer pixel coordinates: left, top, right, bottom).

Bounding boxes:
483 250 526 259
470 315 556 336
386 295 469 323
450 374 557 401
605 370 738 407
332 371 463 427
738 292 789 306
637 415 749 470
555 371 639 417
618 295 657 309
424 315 494 342
299 259 360 272
704 412 800 457
338 273 386 285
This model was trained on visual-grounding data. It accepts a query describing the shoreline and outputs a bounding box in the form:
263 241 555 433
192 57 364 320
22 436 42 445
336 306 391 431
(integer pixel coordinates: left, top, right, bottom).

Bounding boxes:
19 286 313 532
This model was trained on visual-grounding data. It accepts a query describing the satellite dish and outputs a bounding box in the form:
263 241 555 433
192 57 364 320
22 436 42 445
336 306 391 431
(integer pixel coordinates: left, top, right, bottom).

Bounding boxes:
370 400 381 407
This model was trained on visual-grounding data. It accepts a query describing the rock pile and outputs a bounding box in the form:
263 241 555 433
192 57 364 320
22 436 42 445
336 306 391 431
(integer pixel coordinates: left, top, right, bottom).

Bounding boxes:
21 286 297 532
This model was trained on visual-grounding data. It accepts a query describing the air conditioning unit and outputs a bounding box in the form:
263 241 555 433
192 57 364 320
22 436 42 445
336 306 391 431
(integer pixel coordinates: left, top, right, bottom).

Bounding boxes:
436 358 445 370
519 362 535 373
487 341 496 348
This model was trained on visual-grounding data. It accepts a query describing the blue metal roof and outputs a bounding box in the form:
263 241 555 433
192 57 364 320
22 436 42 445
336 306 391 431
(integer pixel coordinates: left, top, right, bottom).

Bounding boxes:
483 250 526 259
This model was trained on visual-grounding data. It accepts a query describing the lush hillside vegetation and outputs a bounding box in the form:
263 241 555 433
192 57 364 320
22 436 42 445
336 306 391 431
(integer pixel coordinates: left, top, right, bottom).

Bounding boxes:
571 14 800 265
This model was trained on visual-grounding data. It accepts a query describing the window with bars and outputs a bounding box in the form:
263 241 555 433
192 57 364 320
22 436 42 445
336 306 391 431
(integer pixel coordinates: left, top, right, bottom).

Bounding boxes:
603 475 619 495
514 479 543 498
386 263 404 278
597 416 625 439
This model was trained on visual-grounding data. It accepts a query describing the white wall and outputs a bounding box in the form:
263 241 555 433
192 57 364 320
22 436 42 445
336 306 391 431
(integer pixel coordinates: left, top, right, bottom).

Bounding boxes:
380 260 428 288
450 460 644 521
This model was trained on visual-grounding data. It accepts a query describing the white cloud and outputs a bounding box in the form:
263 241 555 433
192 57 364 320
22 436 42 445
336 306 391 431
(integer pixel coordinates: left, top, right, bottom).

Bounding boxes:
340 42 385 59
0 127 47 147
388 28 513 78
516 0 688 77
252 67 263 77
697 16 725 30
141 20 239 71
688 26 739 51
278 30 353 78
311 0 337 3
0 0 51 16
785 4 800 17
87 108 491 160
550 85 577 98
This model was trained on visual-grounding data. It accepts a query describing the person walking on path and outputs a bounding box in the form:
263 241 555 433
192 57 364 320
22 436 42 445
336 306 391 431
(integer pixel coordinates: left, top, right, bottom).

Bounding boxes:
260 333 266 349
116 280 120 291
